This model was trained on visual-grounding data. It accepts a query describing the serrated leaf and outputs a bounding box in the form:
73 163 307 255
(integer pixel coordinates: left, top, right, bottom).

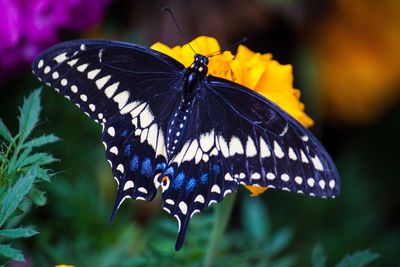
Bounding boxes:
0 227 38 239
36 167 51 182
311 243 326 267
18 152 57 168
18 88 42 143
0 119 12 142
0 244 25 262
21 134 59 149
29 187 47 206
12 147 32 170
335 250 379 267
0 167 37 227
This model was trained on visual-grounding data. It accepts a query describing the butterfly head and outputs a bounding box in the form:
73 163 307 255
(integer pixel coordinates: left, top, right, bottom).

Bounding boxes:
190 54 209 75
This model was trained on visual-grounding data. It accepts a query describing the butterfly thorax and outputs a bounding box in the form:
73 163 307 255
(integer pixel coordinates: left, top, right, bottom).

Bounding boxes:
183 54 208 95
166 54 209 157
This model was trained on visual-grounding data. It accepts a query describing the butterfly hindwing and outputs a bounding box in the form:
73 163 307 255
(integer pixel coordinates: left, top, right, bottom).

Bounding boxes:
160 75 340 249
160 88 240 250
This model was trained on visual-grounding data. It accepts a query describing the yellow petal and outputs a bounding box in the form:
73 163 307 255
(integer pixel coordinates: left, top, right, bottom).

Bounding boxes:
243 185 268 197
189 36 221 55
150 42 179 60
254 61 314 128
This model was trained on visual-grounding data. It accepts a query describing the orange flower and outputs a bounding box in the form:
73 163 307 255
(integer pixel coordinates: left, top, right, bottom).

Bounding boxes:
151 36 313 196
312 0 400 123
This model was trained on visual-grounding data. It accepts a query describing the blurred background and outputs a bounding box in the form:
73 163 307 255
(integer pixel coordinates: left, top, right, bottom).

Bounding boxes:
0 0 399 266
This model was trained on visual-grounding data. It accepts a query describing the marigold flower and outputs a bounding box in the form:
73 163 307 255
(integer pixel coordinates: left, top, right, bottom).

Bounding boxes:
55 265 75 267
152 36 313 196
312 0 400 123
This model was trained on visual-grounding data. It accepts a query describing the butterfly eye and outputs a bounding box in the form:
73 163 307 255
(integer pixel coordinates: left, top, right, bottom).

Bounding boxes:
161 176 170 192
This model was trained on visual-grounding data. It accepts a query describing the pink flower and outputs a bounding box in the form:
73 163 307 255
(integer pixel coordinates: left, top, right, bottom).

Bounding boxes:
0 0 111 85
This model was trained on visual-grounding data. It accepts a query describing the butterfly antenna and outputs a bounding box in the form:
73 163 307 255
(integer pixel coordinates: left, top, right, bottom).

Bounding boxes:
206 37 248 57
161 7 197 55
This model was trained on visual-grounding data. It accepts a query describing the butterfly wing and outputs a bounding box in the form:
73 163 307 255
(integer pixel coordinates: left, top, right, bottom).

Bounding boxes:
162 75 340 250
32 40 186 217
205 76 340 193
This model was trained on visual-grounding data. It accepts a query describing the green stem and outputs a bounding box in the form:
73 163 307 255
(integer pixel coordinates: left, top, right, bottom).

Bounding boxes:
203 193 237 267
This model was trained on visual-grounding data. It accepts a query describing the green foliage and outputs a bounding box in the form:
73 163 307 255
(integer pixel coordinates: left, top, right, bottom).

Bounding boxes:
0 167 37 227
100 197 297 267
218 196 296 267
311 243 379 267
335 251 379 267
0 244 25 262
311 243 326 267
0 88 58 264
0 227 38 239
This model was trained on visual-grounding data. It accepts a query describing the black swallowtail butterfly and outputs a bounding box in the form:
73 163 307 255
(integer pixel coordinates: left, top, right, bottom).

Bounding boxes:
32 39 340 250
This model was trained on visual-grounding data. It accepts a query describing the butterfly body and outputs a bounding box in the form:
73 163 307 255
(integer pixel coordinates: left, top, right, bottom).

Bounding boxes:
166 54 209 156
31 39 340 250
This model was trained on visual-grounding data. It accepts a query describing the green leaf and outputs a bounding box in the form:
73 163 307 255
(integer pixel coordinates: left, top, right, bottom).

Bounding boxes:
18 152 57 168
21 134 59 149
18 88 42 142
241 196 270 244
12 147 32 171
29 187 47 206
0 227 38 239
35 167 52 182
0 167 37 227
0 189 6 203
0 244 25 262
311 243 326 267
266 228 294 257
0 119 12 142
335 250 379 267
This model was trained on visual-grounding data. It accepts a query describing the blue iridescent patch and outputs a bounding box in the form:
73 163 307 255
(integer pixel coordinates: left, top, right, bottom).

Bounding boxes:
164 166 174 177
141 157 153 177
130 155 139 171
173 172 185 189
124 144 131 156
200 173 208 184
155 162 167 172
213 164 221 174
121 130 128 137
185 178 196 193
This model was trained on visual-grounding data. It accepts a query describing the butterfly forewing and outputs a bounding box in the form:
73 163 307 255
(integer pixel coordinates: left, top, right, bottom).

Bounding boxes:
204 76 340 196
32 40 186 215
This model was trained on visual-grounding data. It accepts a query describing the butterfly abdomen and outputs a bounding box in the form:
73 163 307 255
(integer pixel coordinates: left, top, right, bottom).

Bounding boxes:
166 97 193 156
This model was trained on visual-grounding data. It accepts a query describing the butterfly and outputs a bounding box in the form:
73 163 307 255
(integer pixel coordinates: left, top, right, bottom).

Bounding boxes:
31 39 340 250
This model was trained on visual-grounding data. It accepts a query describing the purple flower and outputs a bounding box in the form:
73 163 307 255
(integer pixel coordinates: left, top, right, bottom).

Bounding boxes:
0 0 111 85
